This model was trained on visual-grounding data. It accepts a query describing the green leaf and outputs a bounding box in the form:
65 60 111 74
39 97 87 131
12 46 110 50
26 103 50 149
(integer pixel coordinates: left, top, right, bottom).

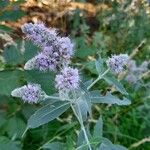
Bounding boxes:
75 98 89 121
0 70 23 96
77 129 85 147
0 10 25 21
81 80 93 90
3 41 39 65
42 142 65 150
74 88 92 120
0 113 6 128
3 45 23 65
98 138 127 150
93 116 103 139
90 91 131 106
75 37 97 58
95 59 105 75
24 70 55 94
0 136 21 150
24 41 39 61
55 121 77 134
103 75 128 95
76 142 89 150
65 135 75 150
85 61 97 74
27 101 70 129
5 116 26 139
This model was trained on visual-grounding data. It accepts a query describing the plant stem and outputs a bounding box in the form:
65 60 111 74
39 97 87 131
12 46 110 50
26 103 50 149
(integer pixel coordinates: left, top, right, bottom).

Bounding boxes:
81 125 92 150
22 127 28 138
87 68 110 90
71 104 92 150
45 95 61 100
45 95 70 101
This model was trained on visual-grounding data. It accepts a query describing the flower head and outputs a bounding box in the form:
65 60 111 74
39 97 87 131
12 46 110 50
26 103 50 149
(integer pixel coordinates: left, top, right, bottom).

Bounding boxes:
107 54 129 74
55 67 79 91
22 23 74 70
11 83 45 103
127 60 137 72
41 38 73 69
42 36 74 65
24 53 56 71
21 22 57 47
57 37 74 57
125 60 149 84
139 61 149 73
125 74 137 84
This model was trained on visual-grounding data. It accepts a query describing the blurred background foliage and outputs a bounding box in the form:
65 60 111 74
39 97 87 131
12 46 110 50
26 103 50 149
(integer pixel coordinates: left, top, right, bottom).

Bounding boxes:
0 0 150 150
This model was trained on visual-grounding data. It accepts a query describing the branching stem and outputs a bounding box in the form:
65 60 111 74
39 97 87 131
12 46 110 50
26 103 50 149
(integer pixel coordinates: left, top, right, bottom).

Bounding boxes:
87 68 110 90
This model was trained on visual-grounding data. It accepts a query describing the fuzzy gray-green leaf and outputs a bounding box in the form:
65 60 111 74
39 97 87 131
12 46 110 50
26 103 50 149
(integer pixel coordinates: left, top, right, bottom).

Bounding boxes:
27 101 70 129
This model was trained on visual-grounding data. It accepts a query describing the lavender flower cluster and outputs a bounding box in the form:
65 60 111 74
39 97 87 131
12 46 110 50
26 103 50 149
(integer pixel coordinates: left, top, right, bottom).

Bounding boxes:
11 22 130 104
106 54 129 74
55 67 79 91
11 83 45 103
22 22 74 71
125 60 149 83
11 23 79 103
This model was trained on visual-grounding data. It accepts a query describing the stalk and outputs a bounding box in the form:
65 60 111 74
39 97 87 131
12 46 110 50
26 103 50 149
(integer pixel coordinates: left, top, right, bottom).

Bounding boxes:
71 104 92 150
87 68 110 90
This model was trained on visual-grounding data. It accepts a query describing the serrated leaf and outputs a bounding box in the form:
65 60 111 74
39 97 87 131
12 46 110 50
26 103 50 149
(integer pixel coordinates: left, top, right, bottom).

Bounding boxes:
27 101 70 129
90 91 131 106
93 116 103 139
103 75 128 95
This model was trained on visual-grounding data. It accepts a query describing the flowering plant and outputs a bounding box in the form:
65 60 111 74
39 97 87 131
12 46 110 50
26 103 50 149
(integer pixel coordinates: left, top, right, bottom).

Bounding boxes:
11 23 131 150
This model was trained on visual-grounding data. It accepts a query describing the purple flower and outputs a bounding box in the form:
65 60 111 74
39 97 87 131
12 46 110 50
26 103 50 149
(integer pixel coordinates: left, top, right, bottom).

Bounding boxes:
22 23 74 70
57 37 74 57
42 37 74 65
55 67 79 91
125 74 137 84
125 60 149 84
11 83 45 103
139 61 149 73
127 60 137 72
107 54 129 74
24 53 56 71
21 23 57 47
127 60 149 74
